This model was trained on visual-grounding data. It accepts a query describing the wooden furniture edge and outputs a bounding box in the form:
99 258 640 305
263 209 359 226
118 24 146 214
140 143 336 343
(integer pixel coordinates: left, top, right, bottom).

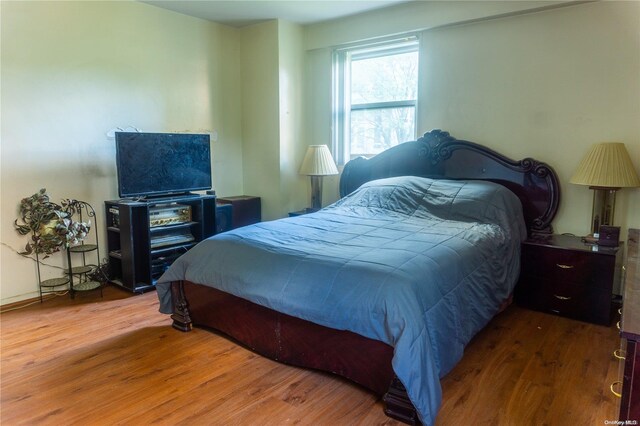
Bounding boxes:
170 280 419 423
170 280 192 332
339 129 560 236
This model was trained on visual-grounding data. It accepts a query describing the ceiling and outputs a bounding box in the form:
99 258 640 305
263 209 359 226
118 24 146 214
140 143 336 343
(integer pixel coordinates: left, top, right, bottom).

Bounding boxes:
141 0 411 27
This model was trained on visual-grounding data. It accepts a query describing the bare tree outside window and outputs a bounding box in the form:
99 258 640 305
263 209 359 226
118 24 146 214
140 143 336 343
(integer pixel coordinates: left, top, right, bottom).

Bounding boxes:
333 38 419 164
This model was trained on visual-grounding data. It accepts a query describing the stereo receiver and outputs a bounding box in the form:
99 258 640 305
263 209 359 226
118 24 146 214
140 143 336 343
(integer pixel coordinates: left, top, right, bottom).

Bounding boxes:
149 204 192 227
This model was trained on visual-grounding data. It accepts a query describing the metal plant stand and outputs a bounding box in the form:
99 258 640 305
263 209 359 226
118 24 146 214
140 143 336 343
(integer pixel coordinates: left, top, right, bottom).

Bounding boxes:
65 201 103 299
36 250 69 303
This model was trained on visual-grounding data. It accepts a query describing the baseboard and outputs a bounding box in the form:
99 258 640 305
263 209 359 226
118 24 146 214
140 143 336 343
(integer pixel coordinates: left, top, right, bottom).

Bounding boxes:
0 294 56 311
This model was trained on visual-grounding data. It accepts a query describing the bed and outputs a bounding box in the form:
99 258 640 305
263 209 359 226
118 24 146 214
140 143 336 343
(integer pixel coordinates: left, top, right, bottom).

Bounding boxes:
156 129 560 425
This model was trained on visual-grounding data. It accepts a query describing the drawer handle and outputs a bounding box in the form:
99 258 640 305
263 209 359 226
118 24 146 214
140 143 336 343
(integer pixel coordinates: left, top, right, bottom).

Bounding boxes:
619 307 623 315
617 321 621 330
613 349 626 360
554 294 572 300
556 263 574 269
610 381 622 398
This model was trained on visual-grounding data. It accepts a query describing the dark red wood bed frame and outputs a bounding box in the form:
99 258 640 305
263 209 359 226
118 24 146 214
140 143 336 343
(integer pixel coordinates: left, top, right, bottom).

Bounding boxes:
169 129 560 425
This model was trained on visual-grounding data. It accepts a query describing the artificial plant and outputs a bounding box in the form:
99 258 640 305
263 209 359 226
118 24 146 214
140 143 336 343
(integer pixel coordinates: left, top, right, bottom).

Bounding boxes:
14 189 90 258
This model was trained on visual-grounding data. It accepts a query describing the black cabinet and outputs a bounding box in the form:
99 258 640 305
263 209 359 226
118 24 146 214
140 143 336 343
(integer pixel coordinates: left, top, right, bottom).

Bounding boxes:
105 195 216 292
216 196 261 228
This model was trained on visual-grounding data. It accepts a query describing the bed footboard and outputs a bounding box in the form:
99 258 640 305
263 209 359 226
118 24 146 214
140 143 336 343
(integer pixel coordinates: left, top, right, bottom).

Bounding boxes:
170 281 192 332
169 280 420 424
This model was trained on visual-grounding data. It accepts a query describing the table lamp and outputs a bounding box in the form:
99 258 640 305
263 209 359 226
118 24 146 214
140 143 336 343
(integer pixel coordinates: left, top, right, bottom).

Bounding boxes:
299 145 339 211
570 142 640 240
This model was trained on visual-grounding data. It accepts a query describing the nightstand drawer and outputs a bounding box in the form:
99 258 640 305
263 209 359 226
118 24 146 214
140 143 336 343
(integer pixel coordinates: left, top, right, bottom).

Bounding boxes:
517 274 612 325
543 279 612 325
522 244 615 290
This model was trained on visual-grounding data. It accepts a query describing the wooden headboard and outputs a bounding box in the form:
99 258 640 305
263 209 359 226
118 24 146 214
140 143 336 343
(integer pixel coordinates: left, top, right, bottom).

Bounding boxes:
339 129 560 236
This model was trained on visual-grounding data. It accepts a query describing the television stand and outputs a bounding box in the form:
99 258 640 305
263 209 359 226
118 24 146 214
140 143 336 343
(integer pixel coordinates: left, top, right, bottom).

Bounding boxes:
105 194 216 292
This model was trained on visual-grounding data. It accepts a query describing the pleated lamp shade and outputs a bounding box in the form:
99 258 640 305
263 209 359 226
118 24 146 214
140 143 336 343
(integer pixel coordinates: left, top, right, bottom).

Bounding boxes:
299 145 339 176
570 142 640 188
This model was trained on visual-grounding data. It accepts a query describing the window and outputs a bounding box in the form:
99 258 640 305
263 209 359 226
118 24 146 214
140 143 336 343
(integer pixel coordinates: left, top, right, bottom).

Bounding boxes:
333 37 419 165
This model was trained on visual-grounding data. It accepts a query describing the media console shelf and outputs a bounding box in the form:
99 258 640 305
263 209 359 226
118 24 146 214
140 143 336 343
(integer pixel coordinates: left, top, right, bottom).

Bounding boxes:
105 194 216 293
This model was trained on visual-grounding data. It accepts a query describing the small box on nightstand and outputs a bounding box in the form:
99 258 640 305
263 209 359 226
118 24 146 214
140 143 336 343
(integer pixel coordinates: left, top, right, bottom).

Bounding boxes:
597 225 620 247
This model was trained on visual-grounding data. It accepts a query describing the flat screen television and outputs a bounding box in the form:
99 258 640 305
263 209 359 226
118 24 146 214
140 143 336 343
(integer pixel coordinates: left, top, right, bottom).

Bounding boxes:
115 132 212 199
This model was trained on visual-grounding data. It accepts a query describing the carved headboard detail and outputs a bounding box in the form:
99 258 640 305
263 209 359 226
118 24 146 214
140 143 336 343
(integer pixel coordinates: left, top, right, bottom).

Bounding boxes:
339 129 560 236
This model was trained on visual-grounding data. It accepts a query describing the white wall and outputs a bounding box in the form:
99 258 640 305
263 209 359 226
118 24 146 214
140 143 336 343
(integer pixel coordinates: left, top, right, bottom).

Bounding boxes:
1 1 244 304
277 21 308 214
239 20 308 220
305 1 640 237
239 21 281 220
418 1 640 236
304 1 569 50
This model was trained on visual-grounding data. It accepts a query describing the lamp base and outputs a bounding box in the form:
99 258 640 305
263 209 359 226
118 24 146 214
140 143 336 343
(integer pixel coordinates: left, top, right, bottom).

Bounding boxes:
589 187 618 235
309 175 323 211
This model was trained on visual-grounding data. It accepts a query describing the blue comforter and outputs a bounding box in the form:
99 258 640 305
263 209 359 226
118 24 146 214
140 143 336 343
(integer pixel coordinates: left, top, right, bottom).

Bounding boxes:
156 176 526 425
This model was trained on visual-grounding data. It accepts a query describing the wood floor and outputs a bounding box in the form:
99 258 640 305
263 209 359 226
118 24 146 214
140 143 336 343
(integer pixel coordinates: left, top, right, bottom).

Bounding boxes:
1 285 621 425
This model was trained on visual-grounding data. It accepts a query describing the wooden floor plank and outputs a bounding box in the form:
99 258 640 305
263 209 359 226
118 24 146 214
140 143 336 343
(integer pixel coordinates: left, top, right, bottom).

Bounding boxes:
0 286 620 425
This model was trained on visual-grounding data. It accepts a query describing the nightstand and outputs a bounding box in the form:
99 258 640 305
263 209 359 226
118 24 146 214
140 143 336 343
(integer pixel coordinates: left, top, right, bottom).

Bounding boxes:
289 208 318 217
514 234 622 326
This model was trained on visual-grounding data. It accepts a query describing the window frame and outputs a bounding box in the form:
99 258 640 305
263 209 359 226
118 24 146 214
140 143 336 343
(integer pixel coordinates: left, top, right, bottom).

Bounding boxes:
332 36 420 166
